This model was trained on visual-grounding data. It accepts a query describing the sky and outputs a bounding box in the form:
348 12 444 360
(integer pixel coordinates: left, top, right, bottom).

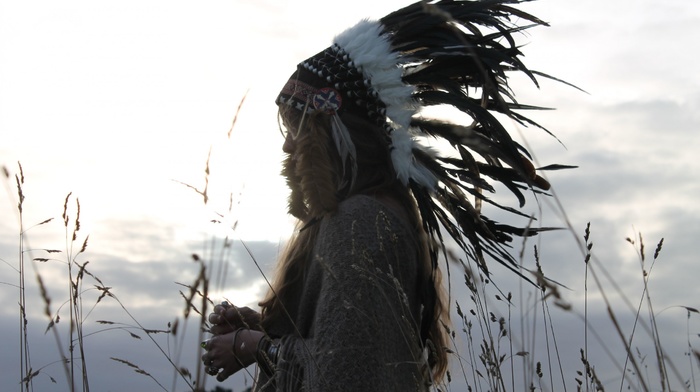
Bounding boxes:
1 0 699 391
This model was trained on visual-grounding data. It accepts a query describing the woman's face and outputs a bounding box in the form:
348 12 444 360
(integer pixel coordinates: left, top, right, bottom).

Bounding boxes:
280 113 301 155
282 132 296 155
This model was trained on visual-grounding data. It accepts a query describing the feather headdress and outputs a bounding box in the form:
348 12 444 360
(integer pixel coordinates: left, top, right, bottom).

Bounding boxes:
277 0 572 277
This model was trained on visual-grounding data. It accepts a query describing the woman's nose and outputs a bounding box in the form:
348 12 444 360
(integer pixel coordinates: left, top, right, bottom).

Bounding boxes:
282 133 295 154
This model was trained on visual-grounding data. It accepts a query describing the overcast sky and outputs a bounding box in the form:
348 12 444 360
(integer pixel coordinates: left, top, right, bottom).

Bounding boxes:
1 0 699 391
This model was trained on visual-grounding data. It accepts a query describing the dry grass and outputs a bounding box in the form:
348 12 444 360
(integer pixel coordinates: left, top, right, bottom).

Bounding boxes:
3 158 699 392
5 160 700 391
2 103 699 392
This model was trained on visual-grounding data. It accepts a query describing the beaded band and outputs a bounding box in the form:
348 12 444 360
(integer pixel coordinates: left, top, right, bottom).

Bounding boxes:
256 335 280 376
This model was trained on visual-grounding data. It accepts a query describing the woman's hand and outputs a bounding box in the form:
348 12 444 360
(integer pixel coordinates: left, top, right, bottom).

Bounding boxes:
208 301 262 336
201 328 265 382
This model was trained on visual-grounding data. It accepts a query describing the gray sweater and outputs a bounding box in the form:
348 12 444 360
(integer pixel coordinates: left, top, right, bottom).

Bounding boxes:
256 195 429 391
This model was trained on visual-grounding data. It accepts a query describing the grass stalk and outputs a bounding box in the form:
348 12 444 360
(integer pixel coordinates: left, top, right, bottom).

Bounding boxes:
16 165 31 391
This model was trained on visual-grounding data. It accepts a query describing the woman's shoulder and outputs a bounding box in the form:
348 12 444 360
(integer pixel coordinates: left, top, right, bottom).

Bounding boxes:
336 193 387 212
315 194 420 281
317 194 416 245
334 194 411 228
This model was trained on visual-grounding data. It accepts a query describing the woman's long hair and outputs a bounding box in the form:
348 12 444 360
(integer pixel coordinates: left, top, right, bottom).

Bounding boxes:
260 106 450 382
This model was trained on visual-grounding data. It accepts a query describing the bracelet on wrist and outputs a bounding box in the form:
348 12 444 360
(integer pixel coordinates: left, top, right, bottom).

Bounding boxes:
231 328 246 367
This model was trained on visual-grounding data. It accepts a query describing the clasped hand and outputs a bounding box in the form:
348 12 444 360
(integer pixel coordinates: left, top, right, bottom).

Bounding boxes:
201 302 264 381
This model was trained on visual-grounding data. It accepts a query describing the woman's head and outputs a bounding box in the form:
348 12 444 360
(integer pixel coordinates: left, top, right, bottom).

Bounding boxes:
278 103 400 221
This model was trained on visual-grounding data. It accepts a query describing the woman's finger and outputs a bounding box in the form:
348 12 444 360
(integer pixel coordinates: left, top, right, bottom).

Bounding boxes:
212 304 226 316
207 312 221 325
216 363 240 382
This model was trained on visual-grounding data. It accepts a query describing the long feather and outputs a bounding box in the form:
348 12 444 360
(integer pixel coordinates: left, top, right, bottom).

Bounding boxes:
330 114 357 191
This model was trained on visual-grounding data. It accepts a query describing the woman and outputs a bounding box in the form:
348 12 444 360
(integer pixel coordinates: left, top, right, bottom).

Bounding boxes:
203 106 447 390
200 1 558 390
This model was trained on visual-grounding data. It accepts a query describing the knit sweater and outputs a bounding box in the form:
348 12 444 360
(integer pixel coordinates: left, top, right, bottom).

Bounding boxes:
255 195 429 391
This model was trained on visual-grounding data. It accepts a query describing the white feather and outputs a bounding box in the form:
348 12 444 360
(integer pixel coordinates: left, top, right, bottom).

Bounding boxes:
334 19 415 131
331 114 357 190
390 129 437 189
335 19 434 189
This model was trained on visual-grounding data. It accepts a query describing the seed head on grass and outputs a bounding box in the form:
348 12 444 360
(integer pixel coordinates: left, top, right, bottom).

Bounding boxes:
16 174 25 213
653 238 664 261
62 192 72 227
71 198 81 241
110 357 168 391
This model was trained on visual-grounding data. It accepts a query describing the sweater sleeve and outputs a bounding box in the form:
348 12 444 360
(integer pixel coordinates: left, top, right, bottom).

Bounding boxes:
273 197 428 391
